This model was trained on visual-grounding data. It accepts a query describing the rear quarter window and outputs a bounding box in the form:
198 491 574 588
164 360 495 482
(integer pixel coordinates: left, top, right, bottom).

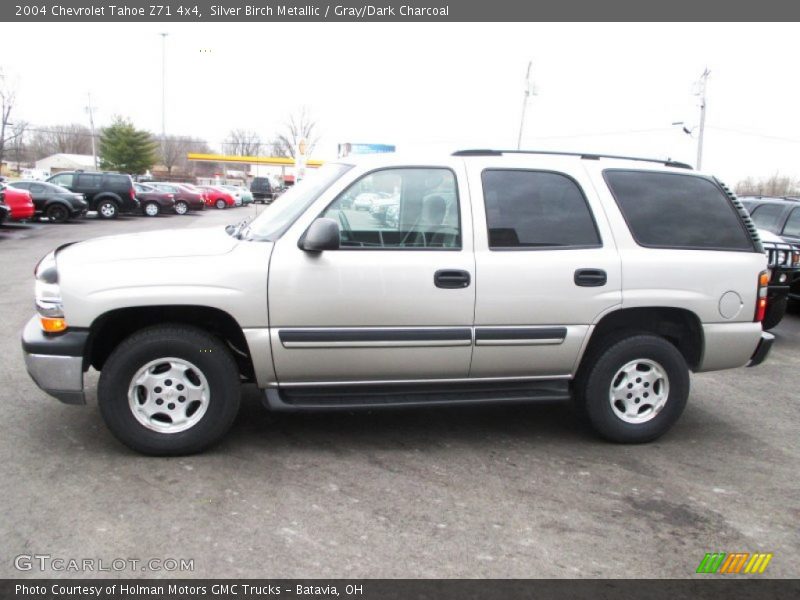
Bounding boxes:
105 174 132 190
604 170 753 251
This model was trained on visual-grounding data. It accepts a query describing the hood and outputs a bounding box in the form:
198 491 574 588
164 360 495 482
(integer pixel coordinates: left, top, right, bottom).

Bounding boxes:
757 228 784 244
58 226 238 265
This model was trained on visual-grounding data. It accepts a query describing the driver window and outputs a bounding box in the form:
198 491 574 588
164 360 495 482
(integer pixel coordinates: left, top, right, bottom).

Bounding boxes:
322 168 460 249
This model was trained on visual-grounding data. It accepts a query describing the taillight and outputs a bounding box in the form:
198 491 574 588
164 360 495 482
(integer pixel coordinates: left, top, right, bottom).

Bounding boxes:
755 270 769 322
130 188 136 200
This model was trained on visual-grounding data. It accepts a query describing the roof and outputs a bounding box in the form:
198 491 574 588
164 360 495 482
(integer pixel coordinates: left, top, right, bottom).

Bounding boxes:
35 153 97 170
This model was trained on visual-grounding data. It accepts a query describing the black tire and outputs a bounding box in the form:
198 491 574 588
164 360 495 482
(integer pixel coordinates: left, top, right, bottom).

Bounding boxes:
762 295 788 330
215 199 226 210
143 201 160 217
98 325 241 455
575 334 689 443
174 200 189 215
97 199 119 219
45 203 70 223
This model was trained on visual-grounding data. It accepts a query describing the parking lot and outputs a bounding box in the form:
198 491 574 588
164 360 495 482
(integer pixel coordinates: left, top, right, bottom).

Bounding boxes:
1 207 798 579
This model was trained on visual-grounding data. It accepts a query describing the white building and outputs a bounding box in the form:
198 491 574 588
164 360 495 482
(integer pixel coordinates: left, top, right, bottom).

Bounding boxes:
35 153 97 174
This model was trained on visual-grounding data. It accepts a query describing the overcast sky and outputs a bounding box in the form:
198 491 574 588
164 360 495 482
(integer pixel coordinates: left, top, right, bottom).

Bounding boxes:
1 22 798 183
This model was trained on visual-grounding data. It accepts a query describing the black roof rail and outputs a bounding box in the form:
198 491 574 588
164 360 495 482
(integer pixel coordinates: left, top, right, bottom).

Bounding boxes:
451 149 693 170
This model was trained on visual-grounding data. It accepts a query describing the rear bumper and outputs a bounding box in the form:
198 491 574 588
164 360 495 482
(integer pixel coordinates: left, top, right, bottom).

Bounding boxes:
20 316 88 404
747 332 775 367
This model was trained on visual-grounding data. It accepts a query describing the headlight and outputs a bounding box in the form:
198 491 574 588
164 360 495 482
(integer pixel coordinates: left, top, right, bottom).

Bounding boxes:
34 251 66 332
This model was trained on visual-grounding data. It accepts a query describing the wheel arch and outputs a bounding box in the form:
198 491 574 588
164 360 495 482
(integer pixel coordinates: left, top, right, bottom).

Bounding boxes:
86 305 254 380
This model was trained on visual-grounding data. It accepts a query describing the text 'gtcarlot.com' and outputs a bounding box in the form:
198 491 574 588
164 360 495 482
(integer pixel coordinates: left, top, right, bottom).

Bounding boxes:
13 554 194 572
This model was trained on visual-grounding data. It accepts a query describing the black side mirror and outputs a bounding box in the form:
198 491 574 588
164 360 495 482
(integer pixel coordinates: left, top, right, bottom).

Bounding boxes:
300 218 340 252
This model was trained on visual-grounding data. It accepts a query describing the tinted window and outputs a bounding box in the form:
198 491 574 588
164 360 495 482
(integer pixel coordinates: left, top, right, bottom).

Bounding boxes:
749 204 785 233
604 171 752 250
49 173 73 188
783 208 800 238
481 170 600 248
30 183 45 193
76 173 102 189
106 174 130 190
323 168 460 249
12 182 30 190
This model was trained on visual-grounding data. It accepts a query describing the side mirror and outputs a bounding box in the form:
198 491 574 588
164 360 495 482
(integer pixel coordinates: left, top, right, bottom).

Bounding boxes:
300 218 340 252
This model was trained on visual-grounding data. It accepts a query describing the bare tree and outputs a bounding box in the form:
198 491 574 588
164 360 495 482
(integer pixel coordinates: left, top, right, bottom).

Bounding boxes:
736 173 800 197
223 129 262 156
270 107 319 158
157 134 192 175
27 124 94 159
0 69 22 170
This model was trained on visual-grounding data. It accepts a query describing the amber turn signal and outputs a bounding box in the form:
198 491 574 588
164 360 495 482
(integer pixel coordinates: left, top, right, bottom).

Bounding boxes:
40 317 67 333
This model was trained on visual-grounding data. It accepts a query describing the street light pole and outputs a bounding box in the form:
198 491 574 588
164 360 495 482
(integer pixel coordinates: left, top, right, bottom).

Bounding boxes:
85 92 97 170
516 61 535 150
160 32 168 161
695 68 710 170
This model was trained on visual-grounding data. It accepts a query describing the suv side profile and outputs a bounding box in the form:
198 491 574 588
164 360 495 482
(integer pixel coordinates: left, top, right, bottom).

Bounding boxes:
47 171 138 219
22 150 773 455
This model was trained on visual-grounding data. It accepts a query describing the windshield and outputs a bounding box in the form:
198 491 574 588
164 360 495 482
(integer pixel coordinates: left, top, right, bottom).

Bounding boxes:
246 163 353 241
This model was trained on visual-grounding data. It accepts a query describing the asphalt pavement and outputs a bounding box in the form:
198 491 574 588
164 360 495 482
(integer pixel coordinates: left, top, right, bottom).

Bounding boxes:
0 207 798 578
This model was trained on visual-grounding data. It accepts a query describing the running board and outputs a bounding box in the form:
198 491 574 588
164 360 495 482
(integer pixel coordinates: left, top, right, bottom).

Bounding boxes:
262 380 571 411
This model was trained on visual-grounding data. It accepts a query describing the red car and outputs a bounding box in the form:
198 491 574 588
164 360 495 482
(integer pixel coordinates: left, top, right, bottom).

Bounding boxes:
0 183 35 221
199 185 236 209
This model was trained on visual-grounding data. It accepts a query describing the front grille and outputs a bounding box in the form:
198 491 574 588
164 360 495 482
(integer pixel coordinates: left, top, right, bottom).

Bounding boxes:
762 241 794 268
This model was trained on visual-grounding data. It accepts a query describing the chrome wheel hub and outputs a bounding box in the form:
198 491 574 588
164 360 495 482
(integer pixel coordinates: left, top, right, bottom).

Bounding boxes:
128 357 210 433
609 358 669 424
100 204 115 217
145 203 158 216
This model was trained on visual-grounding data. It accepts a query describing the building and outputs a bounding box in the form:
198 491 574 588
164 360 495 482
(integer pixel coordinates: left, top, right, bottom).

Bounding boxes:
35 153 97 174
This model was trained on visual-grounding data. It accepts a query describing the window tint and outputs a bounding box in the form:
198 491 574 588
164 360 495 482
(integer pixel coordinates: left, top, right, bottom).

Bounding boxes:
783 208 800 238
30 183 45 193
106 174 130 189
481 170 600 248
76 173 102 189
604 171 752 250
12 182 30 190
323 168 460 249
749 204 785 233
49 173 73 188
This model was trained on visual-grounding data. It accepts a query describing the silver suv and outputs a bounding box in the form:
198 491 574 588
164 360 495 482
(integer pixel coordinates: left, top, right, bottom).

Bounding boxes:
21 150 774 455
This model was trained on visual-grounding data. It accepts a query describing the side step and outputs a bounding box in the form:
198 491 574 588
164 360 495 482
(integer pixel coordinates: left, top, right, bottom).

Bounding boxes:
263 380 571 411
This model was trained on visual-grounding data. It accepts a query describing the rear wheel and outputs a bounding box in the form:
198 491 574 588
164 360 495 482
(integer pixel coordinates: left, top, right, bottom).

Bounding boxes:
575 334 689 443
215 199 226 210
98 325 241 455
45 203 69 223
174 200 189 215
143 202 160 217
97 199 119 219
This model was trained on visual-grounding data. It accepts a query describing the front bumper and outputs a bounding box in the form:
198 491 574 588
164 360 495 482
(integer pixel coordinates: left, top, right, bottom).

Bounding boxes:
747 331 775 367
21 316 88 404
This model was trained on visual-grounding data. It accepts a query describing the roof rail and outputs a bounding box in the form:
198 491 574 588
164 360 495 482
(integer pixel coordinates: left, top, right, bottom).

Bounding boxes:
451 149 693 170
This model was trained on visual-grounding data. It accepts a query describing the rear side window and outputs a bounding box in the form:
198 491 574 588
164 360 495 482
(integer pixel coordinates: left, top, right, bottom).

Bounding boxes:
106 174 131 190
76 173 102 189
481 170 600 248
604 170 753 250
749 204 785 233
783 208 800 238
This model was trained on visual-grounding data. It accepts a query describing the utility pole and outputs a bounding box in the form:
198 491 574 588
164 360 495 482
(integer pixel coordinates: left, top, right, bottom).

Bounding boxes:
85 92 98 170
695 68 710 170
160 32 168 162
516 61 535 150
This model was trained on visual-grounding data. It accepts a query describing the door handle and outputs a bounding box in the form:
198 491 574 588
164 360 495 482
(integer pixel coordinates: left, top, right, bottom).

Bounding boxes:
434 269 471 289
574 268 607 287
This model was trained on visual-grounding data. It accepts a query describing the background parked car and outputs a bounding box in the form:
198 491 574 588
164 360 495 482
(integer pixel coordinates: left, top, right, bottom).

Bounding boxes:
133 183 176 217
0 183 35 221
47 171 139 219
199 185 235 209
220 184 253 206
250 177 278 204
0 202 9 226
148 182 206 214
9 181 87 223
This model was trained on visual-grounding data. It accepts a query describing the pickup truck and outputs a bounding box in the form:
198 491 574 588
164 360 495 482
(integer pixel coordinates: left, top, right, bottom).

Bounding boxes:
22 150 774 455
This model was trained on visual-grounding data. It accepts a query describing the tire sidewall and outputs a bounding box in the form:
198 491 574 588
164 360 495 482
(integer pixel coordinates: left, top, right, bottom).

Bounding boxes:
584 335 689 443
215 199 225 209
175 201 188 215
144 202 159 217
46 204 68 223
98 328 240 455
98 200 118 219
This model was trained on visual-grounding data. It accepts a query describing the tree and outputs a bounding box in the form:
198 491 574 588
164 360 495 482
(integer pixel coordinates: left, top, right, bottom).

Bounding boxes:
158 134 192 175
27 123 94 159
735 173 800 197
99 117 157 174
224 129 262 156
270 107 319 158
0 69 22 169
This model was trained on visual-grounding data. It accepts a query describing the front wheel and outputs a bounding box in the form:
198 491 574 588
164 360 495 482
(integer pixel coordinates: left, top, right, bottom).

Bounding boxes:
97 199 118 219
98 325 241 455
143 202 160 217
575 334 689 443
215 199 226 210
45 203 70 223
174 200 189 215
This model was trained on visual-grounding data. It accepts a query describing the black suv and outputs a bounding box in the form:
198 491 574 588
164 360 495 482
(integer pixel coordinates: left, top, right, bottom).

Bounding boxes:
47 171 139 219
250 177 277 204
741 196 800 322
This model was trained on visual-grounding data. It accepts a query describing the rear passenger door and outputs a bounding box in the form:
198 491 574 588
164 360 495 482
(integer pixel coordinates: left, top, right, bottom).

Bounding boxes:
468 158 622 378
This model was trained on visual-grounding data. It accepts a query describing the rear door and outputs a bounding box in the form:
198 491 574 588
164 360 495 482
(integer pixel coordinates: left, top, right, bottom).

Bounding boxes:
468 157 622 378
268 162 476 384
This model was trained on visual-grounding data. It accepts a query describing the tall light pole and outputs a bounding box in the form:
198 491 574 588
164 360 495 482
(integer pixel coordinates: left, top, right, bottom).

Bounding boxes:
160 32 168 161
516 61 536 150
85 92 98 169
695 68 710 170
